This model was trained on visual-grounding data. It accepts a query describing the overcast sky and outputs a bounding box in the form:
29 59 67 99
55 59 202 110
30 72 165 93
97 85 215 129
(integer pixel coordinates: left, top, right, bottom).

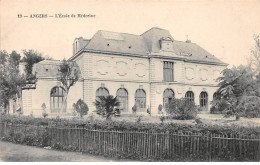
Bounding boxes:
1 0 260 67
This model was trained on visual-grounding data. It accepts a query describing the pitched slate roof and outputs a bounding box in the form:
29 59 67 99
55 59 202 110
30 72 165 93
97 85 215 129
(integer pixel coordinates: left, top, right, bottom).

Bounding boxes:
84 30 149 56
141 27 174 53
172 41 225 64
32 60 81 78
70 27 227 65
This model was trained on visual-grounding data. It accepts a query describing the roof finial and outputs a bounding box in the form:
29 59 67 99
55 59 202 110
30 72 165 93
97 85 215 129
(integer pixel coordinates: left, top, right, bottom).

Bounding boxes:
186 35 191 43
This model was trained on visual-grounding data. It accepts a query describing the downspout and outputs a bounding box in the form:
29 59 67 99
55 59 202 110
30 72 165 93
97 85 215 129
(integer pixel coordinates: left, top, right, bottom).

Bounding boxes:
148 55 152 115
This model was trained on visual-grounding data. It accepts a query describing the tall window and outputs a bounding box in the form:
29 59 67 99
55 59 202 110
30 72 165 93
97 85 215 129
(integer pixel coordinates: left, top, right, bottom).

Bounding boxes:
135 89 146 110
163 88 175 109
96 87 109 100
213 92 218 100
163 61 174 81
116 88 128 111
50 86 65 113
200 92 208 109
185 91 194 102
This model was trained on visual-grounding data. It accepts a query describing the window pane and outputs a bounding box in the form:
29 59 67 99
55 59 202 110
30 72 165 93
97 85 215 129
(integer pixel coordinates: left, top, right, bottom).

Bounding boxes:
163 62 174 81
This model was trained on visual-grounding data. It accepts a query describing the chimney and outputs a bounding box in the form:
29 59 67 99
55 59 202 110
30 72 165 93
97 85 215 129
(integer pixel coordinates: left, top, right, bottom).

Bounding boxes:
185 35 191 43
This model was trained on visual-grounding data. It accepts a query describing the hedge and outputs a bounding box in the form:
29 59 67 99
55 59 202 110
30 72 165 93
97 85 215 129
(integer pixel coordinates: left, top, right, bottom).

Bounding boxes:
1 115 260 137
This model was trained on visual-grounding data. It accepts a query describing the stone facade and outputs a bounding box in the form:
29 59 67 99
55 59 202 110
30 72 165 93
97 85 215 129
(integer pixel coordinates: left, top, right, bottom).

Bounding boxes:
21 27 227 116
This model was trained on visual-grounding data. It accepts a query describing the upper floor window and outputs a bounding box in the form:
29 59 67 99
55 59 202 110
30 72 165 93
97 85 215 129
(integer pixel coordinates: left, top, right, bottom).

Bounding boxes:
163 61 174 81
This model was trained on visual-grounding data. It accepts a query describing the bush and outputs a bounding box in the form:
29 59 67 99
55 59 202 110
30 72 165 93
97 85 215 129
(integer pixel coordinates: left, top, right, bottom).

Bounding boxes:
166 98 197 120
41 103 48 118
239 96 260 118
1 114 260 136
132 105 137 114
159 116 166 124
73 99 89 118
158 104 163 114
93 95 120 120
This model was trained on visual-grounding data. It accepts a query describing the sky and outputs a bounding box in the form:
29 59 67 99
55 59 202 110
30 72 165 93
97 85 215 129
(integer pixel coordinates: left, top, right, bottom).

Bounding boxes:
1 0 260 67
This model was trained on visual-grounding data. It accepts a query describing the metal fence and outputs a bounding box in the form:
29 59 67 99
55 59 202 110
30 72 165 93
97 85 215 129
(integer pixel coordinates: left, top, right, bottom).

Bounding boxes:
1 123 260 161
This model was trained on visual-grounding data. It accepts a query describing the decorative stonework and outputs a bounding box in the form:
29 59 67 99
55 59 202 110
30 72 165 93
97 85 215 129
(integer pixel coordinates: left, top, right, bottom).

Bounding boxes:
116 61 128 76
135 63 146 77
200 69 208 81
97 60 109 75
186 67 194 80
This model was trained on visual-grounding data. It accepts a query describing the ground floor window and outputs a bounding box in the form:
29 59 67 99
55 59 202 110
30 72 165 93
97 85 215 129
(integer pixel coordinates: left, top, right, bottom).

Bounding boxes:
96 87 109 100
116 88 128 111
185 91 194 102
50 86 65 113
213 92 219 100
163 88 174 109
135 89 146 110
200 92 208 109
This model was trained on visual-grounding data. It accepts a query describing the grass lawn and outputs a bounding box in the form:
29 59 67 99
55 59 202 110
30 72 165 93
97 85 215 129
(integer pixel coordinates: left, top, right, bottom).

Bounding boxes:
110 113 260 128
37 111 260 128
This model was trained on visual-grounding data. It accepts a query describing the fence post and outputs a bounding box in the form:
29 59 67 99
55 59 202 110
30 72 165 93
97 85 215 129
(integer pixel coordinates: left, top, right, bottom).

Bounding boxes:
208 133 212 161
258 135 260 161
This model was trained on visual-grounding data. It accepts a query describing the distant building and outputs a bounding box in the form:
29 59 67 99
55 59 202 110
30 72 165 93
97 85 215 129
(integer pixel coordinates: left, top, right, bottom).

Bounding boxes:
21 27 227 116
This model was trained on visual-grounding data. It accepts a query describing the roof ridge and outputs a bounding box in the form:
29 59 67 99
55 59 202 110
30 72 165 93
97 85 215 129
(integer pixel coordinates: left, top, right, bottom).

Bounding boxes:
99 30 141 37
140 27 169 36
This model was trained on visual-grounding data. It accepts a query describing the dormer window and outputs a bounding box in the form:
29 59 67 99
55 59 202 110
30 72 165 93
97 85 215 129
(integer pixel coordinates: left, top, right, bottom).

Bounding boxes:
160 37 173 51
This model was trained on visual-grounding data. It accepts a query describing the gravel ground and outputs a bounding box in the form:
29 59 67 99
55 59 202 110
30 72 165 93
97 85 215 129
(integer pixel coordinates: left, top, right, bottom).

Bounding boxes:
0 141 131 162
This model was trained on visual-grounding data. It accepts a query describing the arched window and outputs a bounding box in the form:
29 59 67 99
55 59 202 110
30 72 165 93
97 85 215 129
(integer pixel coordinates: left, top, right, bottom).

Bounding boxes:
163 88 175 109
116 88 128 111
185 91 194 102
213 92 218 100
200 92 208 109
135 89 146 110
50 86 65 113
96 87 109 100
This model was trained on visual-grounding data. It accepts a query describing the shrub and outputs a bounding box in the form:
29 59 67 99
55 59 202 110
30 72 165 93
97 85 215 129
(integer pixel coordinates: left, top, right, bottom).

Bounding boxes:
93 95 120 120
73 99 89 118
41 103 48 118
42 112 48 118
159 116 166 124
132 105 137 114
238 96 260 118
166 98 197 120
136 115 143 123
147 106 151 115
1 114 260 136
158 104 163 114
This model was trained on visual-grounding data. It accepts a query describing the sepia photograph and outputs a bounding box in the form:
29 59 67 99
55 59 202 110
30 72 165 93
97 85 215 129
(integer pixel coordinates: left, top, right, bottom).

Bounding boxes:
0 0 260 162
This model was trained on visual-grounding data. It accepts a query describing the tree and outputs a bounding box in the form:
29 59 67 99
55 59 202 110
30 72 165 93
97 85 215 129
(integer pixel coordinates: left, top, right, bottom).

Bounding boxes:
73 99 89 118
248 35 260 74
57 59 79 113
22 50 45 77
93 95 120 120
213 66 257 120
0 50 26 114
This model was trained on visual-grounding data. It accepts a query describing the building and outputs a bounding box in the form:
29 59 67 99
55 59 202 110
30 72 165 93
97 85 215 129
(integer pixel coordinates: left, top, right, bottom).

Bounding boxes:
21 27 227 116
